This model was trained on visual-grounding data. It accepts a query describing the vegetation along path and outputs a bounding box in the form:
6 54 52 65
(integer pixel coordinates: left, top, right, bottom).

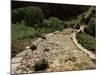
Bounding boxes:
71 25 96 60
11 28 95 74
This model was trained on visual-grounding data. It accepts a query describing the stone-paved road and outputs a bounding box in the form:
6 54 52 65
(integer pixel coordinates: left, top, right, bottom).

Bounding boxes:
11 28 95 74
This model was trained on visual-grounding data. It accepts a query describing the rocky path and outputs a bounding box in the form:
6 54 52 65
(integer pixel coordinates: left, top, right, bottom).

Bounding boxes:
72 25 96 60
11 28 96 74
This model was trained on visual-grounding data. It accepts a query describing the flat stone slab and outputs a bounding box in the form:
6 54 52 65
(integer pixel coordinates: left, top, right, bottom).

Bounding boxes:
11 63 21 74
16 50 30 57
12 57 23 63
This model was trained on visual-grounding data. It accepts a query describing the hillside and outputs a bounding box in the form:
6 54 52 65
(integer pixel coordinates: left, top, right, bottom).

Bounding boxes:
11 2 96 74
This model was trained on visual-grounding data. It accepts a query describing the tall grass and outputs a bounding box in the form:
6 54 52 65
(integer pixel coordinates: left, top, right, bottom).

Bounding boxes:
12 23 34 40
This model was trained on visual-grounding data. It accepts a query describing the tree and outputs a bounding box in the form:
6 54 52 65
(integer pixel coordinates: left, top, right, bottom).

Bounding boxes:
24 6 44 27
12 9 20 23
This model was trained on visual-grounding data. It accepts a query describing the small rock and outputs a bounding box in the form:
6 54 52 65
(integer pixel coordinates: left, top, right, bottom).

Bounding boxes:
16 69 23 74
44 48 49 51
30 44 37 51
25 46 30 50
11 63 21 74
12 57 23 63
41 36 46 40
53 31 59 34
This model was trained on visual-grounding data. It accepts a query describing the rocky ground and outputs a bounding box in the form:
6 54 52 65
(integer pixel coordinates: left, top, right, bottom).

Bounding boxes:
11 28 96 74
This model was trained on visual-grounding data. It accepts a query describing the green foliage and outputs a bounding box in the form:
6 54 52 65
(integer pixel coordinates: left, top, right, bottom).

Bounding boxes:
24 6 44 27
12 6 44 27
48 17 62 25
47 17 64 30
42 17 68 33
12 7 26 23
12 16 82 41
34 58 48 71
11 23 37 57
12 23 34 40
63 15 81 28
86 17 96 37
12 9 20 23
12 23 50 41
76 32 96 52
43 19 49 27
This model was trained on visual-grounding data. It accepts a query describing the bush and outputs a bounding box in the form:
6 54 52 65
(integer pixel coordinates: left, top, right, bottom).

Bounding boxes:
12 9 20 23
87 17 96 37
76 32 96 52
43 19 49 27
24 6 44 27
87 18 96 35
48 17 64 30
34 58 48 71
12 6 44 27
63 21 75 28
11 23 34 40
12 7 26 23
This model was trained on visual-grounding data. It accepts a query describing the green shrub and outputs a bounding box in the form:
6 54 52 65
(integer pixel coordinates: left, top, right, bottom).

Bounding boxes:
87 17 96 37
12 6 44 27
43 19 49 27
48 17 64 30
63 21 75 28
33 29 42 37
48 17 61 23
76 32 96 52
34 58 48 71
12 9 20 23
12 7 27 23
17 8 26 21
24 6 44 27
11 23 34 40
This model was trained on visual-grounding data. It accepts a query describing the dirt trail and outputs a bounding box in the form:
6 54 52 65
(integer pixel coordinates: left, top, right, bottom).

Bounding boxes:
11 7 96 74
71 25 96 60
11 28 95 74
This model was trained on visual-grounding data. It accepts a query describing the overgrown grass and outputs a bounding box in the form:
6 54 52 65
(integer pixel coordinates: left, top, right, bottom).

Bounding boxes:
76 32 96 52
12 23 34 40
12 15 81 40
11 23 36 57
